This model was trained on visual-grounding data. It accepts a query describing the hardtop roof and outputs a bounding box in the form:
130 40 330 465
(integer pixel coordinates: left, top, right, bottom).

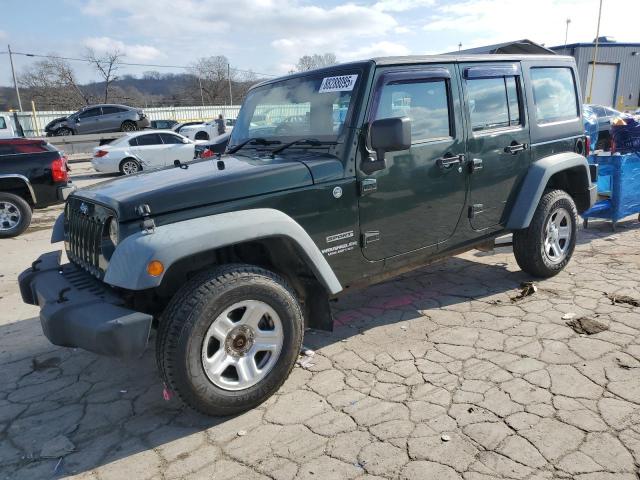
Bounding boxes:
252 54 575 89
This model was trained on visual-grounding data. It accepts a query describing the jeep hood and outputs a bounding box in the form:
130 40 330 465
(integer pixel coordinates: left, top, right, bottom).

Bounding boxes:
73 153 343 221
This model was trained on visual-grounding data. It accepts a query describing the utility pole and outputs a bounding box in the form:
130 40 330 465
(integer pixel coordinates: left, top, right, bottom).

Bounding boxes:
7 44 23 111
198 76 205 107
228 63 233 106
587 0 603 103
564 18 571 52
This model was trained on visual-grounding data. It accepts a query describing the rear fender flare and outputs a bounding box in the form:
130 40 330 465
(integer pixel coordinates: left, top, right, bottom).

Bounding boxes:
506 152 591 230
104 208 343 295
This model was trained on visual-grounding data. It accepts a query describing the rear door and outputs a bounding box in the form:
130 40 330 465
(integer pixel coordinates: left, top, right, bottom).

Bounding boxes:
101 106 127 132
358 64 468 261
460 63 531 230
159 133 194 164
131 133 167 168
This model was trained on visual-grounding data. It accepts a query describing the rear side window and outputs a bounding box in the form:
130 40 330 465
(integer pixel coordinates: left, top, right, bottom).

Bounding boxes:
102 106 126 114
135 134 162 146
531 67 578 124
375 79 451 142
467 76 522 131
0 117 6 129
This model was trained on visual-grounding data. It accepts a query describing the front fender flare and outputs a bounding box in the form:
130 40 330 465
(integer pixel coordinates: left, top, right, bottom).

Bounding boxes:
506 152 592 230
104 208 343 295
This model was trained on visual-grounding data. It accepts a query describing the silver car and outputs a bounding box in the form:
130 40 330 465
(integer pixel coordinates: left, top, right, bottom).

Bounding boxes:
45 104 150 136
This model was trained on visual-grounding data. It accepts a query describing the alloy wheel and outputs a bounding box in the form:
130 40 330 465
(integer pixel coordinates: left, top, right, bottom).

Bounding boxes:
0 201 21 231
543 207 572 264
121 160 140 175
201 300 284 391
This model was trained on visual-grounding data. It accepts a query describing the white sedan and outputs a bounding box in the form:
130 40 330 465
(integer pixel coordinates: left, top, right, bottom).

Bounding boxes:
92 130 200 175
179 119 234 141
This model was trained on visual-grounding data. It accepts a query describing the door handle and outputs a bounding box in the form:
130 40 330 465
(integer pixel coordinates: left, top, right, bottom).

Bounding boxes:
504 143 527 154
436 154 465 169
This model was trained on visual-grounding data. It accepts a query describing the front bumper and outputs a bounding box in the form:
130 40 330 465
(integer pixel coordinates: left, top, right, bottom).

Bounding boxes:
19 251 153 358
136 118 151 129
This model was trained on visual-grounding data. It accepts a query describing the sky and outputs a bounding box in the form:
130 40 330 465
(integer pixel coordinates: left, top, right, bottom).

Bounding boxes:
1 0 639 85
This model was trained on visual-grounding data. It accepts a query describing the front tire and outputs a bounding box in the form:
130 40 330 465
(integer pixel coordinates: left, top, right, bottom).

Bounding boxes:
0 193 32 238
513 189 577 278
156 264 304 416
55 127 73 136
195 131 209 140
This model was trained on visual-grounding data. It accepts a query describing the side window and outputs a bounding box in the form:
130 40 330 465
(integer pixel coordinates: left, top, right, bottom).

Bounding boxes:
102 106 125 115
530 67 578 124
129 138 138 146
467 76 522 132
135 134 162 146
375 79 451 142
0 117 6 129
159 133 183 144
79 108 101 118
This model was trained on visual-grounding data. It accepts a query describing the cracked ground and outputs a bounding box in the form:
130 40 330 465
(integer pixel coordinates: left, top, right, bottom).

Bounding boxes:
1 169 639 479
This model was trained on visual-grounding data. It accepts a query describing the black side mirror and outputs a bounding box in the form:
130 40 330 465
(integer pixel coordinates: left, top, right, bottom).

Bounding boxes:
362 117 411 174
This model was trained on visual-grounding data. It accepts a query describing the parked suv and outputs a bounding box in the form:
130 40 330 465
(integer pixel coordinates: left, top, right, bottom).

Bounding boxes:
20 55 595 415
44 104 149 136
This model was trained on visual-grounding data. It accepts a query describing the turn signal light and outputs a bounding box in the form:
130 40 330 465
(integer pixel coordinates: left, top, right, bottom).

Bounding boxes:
147 260 164 276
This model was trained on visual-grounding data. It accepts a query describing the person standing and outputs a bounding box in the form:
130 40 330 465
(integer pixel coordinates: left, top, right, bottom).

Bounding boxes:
214 114 226 135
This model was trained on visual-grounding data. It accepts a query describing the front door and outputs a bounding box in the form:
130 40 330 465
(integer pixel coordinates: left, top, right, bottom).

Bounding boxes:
131 133 168 169
75 107 102 134
358 65 468 261
460 63 531 230
159 133 194 164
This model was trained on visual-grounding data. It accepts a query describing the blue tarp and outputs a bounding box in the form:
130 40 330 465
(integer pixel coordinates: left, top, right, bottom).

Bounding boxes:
583 104 599 153
583 152 640 223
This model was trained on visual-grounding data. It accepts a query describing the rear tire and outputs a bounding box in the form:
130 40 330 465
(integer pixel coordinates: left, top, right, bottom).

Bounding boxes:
513 189 577 278
119 158 141 175
0 193 32 238
156 264 304 416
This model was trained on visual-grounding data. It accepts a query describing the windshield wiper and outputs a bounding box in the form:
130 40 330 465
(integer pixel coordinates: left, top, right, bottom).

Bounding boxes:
271 139 339 156
226 138 281 154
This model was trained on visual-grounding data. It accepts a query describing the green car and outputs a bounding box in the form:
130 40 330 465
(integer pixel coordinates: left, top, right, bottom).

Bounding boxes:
20 54 596 416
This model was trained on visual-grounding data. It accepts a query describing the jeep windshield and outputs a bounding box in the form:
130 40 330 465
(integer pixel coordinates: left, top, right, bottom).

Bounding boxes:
229 71 361 151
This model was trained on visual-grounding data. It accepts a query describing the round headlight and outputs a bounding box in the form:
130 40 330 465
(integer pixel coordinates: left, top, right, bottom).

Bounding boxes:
108 218 119 246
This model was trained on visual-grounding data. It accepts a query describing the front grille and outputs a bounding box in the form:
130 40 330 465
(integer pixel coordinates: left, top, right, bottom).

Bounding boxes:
65 198 113 278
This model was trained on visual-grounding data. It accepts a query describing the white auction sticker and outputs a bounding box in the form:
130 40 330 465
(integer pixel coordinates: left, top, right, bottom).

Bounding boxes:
319 75 358 93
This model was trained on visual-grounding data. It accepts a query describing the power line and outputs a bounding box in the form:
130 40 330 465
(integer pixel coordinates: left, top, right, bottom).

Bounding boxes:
0 50 278 78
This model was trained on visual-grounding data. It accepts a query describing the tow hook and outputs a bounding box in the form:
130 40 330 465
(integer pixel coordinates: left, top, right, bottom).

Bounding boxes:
57 287 71 304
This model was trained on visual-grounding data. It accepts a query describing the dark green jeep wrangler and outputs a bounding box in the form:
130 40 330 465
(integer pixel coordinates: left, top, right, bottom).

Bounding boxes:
19 54 596 415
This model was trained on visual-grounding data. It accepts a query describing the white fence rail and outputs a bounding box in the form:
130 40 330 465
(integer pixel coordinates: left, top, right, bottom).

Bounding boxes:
2 105 242 137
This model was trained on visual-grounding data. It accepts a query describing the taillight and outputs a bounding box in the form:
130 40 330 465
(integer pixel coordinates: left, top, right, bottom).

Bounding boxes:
585 136 591 156
95 149 108 158
51 156 69 182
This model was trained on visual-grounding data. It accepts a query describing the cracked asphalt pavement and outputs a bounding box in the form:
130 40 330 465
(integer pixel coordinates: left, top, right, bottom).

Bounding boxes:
1 165 639 479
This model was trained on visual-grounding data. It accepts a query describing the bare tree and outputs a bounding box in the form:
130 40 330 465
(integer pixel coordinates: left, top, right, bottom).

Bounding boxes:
19 56 90 109
296 53 338 72
84 48 125 103
190 56 232 104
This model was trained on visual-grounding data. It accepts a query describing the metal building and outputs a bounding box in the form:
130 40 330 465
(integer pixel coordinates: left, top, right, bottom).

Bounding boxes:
550 40 640 110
